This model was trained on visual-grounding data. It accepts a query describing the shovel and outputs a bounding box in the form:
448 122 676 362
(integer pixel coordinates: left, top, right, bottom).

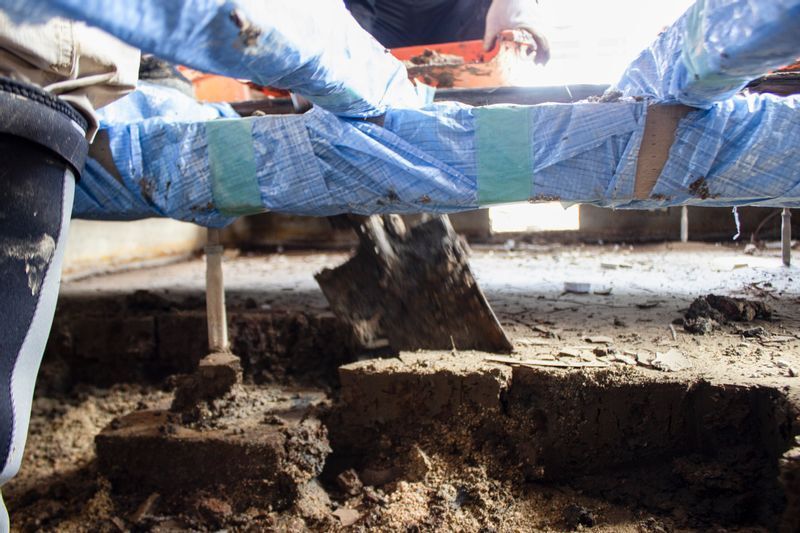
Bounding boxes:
315 214 512 353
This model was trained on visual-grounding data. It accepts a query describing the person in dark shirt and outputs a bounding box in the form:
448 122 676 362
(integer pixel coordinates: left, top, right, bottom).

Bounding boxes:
345 0 550 64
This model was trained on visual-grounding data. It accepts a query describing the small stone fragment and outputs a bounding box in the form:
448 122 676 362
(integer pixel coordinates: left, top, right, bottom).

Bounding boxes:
130 492 159 524
564 281 592 294
652 349 692 372
336 469 363 496
295 480 333 522
406 444 433 482
333 508 361 527
563 503 596 529
741 326 767 338
197 497 232 528
634 350 655 367
360 466 397 487
171 352 242 412
614 353 637 365
584 335 613 344
558 348 584 358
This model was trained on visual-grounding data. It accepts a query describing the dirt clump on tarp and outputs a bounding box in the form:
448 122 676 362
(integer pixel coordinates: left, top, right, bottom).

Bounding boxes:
683 294 772 334
405 49 465 67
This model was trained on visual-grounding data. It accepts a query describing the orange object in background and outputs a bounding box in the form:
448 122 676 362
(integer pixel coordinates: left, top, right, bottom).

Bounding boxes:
181 30 536 102
392 29 537 88
177 67 253 102
192 74 252 102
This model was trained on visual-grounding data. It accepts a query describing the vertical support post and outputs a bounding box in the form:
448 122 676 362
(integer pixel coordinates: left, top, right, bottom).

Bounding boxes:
680 206 689 243
782 208 792 267
205 228 229 352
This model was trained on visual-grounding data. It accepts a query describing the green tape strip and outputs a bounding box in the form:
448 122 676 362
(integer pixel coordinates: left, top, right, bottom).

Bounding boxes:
207 118 264 217
476 107 534 205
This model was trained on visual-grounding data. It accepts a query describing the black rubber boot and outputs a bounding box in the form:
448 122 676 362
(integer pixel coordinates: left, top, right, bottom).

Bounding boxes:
0 78 88 530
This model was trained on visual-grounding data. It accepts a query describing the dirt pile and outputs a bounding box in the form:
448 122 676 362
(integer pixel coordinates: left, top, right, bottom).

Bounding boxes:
683 294 772 334
43 292 357 392
328 352 799 529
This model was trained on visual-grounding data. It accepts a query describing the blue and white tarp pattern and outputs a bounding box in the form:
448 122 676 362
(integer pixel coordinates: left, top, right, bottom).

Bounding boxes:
74 83 800 226
7 0 799 223
3 0 420 118
615 0 800 108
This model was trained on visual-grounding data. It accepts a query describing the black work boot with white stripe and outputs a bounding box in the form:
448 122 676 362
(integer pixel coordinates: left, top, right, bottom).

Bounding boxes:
0 78 88 531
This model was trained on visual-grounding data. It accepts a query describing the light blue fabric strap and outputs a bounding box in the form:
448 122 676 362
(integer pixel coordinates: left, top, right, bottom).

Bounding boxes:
206 118 264 217
475 106 534 205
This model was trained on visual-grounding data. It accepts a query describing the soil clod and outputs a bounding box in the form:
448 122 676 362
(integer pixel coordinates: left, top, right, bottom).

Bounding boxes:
683 294 771 334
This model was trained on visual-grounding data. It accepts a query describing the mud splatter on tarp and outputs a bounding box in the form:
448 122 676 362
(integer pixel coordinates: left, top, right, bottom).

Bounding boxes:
230 9 262 48
0 234 55 295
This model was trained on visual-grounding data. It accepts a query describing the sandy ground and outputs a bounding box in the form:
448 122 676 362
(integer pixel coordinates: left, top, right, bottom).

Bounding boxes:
62 241 800 383
6 242 798 531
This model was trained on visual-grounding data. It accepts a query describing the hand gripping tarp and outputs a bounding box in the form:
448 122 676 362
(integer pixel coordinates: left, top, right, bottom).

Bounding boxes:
74 83 800 226
615 0 800 108
2 0 420 118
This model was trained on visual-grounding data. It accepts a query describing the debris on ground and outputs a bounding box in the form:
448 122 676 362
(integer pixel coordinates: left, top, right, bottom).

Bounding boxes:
739 326 768 338
485 355 610 369
564 282 613 295
683 294 772 334
564 281 592 294
637 300 662 309
585 335 614 344
563 503 597 529
332 507 361 527
12 244 800 531
336 469 363 496
651 349 692 372
170 352 242 414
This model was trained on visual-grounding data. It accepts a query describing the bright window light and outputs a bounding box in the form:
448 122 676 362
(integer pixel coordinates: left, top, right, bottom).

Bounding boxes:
490 202 580 233
507 0 696 86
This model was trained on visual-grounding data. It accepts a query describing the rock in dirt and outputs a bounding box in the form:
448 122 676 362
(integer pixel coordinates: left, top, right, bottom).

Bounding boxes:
683 294 771 334
196 497 232 528
130 492 160 524
780 445 800 532
638 516 672 532
652 349 692 372
563 503 596 529
740 326 768 338
584 335 613 344
612 353 637 366
336 468 363 496
333 507 361 527
359 466 398 487
294 480 333 523
406 444 433 482
171 352 242 413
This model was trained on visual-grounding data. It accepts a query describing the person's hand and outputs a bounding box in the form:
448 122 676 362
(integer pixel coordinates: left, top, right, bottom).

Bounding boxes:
483 0 551 65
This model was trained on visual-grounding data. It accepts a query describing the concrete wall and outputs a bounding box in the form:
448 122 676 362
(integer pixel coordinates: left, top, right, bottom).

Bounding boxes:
578 206 800 242
63 219 206 278
222 210 492 249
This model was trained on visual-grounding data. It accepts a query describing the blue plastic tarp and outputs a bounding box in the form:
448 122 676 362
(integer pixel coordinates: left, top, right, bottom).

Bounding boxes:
3 0 421 118
74 83 800 226
615 0 800 108
8 0 800 223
